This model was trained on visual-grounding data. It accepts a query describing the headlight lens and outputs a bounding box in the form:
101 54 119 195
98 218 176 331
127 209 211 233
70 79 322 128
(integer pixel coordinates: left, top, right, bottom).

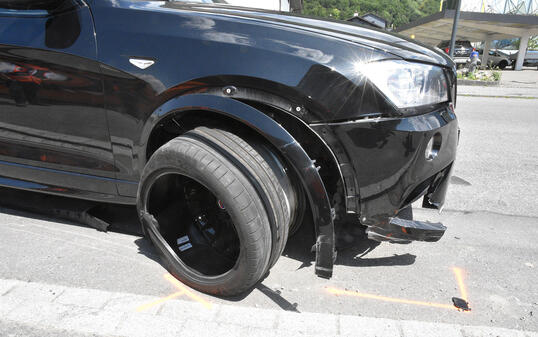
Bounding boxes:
360 60 448 109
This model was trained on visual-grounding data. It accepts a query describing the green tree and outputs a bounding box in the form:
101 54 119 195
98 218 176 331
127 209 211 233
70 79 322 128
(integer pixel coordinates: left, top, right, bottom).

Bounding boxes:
303 0 442 28
513 36 538 50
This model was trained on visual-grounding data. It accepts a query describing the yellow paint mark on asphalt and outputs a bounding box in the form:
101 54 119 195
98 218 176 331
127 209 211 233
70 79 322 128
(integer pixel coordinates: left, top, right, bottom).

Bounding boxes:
136 274 213 312
452 267 469 302
136 291 184 312
327 266 472 312
326 287 457 310
163 273 213 309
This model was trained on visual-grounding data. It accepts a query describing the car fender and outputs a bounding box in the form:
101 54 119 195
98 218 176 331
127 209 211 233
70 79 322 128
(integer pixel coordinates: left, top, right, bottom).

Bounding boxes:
141 93 335 278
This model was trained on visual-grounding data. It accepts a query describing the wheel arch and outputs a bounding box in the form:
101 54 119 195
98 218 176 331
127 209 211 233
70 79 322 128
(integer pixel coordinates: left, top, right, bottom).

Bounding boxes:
140 93 338 277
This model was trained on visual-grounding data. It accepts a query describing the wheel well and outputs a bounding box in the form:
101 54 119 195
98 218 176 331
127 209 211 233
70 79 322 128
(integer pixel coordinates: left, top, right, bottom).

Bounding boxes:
145 100 345 221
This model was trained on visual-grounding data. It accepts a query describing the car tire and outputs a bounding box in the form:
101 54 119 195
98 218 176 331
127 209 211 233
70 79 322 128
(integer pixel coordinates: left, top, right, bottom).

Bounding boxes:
137 126 294 296
498 61 507 70
187 127 293 268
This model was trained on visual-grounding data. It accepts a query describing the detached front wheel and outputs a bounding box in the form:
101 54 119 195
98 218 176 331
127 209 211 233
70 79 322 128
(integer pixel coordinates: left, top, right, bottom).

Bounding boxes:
137 126 298 296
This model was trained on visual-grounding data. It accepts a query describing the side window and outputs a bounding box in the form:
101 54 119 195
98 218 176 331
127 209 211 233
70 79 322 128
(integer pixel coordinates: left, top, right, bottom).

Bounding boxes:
0 8 48 16
0 0 60 16
0 1 81 50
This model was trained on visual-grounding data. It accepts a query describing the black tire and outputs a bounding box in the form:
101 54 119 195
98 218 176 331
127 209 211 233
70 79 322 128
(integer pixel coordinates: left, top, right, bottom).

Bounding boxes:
187 127 292 269
498 61 507 70
137 126 295 295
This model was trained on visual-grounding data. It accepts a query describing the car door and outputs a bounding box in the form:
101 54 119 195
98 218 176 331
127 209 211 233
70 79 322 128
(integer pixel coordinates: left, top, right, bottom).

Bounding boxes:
0 0 118 198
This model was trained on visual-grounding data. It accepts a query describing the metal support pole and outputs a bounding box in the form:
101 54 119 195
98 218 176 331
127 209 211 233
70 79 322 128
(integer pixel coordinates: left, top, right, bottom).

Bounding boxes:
515 34 530 71
449 0 462 58
482 37 492 67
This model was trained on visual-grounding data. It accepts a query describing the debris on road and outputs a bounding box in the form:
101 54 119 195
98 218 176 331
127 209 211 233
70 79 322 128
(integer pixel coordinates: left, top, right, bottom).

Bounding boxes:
452 297 471 311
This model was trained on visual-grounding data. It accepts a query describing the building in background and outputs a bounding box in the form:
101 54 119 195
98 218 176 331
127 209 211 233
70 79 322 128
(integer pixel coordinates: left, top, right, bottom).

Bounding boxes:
361 13 388 29
397 0 538 70
347 13 389 29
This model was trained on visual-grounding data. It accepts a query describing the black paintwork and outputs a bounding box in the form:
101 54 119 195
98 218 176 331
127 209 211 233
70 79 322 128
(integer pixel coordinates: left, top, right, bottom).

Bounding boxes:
0 0 459 276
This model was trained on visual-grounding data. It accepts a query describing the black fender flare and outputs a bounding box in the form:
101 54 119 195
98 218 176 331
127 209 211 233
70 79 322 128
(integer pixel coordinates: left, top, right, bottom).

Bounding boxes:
141 93 335 278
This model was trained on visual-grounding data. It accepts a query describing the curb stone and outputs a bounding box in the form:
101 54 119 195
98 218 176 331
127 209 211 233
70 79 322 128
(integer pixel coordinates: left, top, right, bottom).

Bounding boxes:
457 79 500 86
1 279 536 337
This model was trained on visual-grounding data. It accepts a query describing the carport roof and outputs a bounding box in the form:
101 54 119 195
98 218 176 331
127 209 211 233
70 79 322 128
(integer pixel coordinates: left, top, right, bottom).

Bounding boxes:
396 10 538 45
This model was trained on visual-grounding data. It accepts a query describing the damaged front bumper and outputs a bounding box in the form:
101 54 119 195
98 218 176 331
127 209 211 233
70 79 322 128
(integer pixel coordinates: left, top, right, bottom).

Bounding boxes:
366 163 453 243
311 104 459 243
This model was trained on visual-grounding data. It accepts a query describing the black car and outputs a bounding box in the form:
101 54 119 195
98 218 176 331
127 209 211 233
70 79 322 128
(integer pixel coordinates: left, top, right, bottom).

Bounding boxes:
0 0 458 296
438 40 475 57
438 40 477 66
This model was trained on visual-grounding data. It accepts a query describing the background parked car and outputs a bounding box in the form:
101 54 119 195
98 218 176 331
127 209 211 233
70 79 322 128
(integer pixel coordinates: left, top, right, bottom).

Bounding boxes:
438 40 477 67
509 50 538 70
478 49 512 69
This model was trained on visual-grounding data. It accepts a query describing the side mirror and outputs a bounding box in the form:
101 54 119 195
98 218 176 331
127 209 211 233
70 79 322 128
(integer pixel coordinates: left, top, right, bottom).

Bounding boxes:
0 0 63 10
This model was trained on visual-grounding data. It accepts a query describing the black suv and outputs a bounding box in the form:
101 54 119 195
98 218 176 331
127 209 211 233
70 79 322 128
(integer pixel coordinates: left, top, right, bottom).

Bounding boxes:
438 40 475 57
438 40 477 65
0 0 458 295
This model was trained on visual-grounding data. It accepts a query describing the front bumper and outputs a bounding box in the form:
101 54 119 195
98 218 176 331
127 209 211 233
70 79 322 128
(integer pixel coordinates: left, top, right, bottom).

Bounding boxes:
311 105 458 242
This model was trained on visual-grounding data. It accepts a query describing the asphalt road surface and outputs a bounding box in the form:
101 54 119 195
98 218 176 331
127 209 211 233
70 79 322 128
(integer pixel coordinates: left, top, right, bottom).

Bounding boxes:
1 96 537 336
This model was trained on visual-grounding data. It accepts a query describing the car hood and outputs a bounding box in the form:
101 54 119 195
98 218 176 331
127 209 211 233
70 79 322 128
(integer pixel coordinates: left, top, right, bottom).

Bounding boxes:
162 3 453 68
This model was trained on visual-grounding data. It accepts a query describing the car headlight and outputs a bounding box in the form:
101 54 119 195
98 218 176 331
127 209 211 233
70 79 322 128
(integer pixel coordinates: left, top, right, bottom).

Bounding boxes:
360 60 449 109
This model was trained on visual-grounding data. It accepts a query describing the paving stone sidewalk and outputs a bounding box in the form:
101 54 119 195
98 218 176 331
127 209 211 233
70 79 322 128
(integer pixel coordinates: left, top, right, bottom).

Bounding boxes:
458 69 538 98
1 279 536 337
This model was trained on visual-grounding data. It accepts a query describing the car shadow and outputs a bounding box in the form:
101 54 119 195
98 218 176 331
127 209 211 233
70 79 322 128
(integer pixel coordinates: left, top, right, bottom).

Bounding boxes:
0 187 416 269
133 237 161 264
283 215 416 268
255 283 300 312
0 187 142 235
0 187 415 311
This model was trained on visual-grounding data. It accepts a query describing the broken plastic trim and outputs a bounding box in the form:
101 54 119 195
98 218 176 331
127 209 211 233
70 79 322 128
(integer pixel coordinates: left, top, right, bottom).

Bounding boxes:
366 217 447 243
452 297 471 311
423 164 453 211
49 207 110 232
312 234 337 278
